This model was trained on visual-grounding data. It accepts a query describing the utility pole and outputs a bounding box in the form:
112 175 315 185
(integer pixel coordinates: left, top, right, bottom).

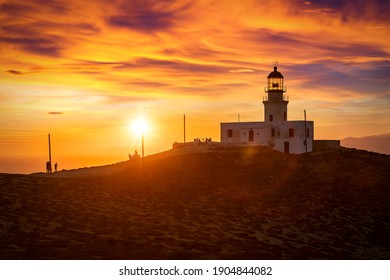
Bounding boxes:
48 133 52 173
142 134 144 164
184 114 186 147
304 110 307 154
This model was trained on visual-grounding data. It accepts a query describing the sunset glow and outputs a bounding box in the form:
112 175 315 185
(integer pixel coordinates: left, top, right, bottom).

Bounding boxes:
131 118 149 137
0 0 389 173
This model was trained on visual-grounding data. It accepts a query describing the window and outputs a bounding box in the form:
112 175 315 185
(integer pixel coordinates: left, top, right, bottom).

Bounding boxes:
228 129 233 138
284 112 287 121
289 128 294 137
269 114 273 121
271 128 275 137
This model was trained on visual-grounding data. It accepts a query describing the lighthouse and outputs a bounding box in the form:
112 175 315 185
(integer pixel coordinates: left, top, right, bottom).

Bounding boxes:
220 65 314 154
263 66 289 122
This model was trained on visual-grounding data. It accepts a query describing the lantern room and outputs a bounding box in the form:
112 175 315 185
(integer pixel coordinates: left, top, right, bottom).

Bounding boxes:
265 66 285 92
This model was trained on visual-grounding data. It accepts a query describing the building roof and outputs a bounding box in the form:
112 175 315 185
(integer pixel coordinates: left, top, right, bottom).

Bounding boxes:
267 66 284 78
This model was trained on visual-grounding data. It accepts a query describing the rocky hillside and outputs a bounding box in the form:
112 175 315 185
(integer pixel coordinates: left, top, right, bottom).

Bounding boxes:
0 147 389 259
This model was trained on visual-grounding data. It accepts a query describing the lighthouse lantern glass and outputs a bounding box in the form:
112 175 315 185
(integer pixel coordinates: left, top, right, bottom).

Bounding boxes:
268 77 283 90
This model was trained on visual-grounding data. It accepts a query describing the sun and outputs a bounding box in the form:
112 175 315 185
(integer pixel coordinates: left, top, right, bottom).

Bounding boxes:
131 117 149 137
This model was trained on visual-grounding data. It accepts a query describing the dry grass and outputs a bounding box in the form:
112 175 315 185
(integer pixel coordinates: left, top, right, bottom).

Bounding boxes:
0 147 389 259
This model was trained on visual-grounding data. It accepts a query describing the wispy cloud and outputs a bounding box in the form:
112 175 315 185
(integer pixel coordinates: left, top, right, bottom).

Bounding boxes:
48 111 64 115
1 0 389 162
287 60 390 95
5 70 23 75
0 34 65 57
107 0 193 32
0 2 31 14
108 12 174 31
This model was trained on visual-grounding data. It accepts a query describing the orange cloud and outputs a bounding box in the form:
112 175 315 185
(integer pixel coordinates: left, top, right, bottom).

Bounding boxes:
1 0 389 173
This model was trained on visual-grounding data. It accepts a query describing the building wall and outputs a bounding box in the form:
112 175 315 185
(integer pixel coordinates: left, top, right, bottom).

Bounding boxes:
220 122 269 145
220 120 314 154
273 121 314 154
263 101 288 122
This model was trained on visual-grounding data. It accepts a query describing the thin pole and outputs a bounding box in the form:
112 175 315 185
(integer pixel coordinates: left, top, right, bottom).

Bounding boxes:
48 133 52 173
304 110 307 153
141 133 145 169
184 114 186 146
142 134 144 159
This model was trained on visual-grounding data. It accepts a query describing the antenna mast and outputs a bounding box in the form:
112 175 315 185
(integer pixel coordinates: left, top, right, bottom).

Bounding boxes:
184 114 186 147
304 110 307 154
48 133 52 173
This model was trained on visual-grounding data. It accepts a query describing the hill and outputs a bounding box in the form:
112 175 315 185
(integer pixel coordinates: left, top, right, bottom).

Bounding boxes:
341 133 390 155
0 147 389 259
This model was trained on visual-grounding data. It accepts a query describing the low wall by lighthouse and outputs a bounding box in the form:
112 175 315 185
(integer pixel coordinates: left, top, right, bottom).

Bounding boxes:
313 140 340 152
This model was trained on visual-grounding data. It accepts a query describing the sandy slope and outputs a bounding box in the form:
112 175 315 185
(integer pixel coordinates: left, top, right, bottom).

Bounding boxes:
0 147 389 259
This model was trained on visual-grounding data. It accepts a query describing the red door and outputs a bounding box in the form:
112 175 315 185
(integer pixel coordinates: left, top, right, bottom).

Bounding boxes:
284 141 289 154
249 130 254 142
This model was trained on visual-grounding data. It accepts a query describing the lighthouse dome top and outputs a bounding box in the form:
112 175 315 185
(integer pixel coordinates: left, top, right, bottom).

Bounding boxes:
267 66 284 79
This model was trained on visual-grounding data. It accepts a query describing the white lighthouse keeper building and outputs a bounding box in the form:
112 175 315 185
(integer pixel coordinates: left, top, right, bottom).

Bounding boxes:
220 66 314 154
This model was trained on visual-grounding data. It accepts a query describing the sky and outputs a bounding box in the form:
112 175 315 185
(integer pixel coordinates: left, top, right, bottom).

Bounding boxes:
1 0 389 173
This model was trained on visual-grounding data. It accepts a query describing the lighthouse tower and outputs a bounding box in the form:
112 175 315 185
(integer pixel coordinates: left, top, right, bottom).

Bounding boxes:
220 65 314 154
263 66 288 122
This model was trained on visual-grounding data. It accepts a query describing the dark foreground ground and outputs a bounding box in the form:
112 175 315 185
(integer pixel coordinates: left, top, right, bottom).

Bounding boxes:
0 147 389 259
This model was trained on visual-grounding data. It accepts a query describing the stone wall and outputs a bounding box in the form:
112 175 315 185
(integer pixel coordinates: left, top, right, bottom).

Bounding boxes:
313 140 340 151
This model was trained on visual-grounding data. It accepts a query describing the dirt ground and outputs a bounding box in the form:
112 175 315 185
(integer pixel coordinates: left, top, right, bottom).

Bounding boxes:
0 147 389 259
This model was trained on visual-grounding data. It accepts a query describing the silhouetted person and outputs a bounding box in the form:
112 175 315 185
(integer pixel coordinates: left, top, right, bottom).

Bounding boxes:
129 151 140 160
54 162 58 172
46 161 52 173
